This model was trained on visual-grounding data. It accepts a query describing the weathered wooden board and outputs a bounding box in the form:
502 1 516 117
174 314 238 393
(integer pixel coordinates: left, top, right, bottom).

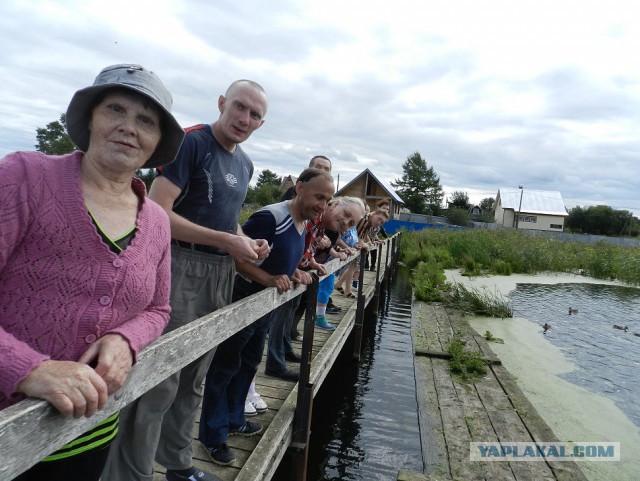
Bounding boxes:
412 301 589 481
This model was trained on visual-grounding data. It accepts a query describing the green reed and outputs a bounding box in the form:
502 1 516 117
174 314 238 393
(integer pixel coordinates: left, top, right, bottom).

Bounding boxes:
400 229 640 286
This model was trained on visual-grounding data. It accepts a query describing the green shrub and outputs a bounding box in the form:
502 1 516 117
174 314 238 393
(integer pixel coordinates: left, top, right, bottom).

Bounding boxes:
484 330 504 344
447 338 487 381
491 259 512 276
412 261 448 301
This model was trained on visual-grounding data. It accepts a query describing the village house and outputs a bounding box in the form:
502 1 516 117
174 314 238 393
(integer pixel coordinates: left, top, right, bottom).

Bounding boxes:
335 168 404 217
494 187 568 231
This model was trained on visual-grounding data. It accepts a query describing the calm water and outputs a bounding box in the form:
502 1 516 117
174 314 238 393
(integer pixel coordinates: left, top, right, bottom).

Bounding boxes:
509 283 640 427
304 267 423 480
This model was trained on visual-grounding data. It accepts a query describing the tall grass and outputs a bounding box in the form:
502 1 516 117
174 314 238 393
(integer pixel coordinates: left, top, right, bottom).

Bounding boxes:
400 228 640 286
446 283 513 318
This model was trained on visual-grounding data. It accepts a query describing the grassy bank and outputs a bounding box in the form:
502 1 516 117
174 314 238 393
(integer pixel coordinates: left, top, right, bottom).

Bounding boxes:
401 228 640 304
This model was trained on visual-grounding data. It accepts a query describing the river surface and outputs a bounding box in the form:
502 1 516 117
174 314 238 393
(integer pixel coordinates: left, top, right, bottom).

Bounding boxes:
509 283 640 428
304 267 423 480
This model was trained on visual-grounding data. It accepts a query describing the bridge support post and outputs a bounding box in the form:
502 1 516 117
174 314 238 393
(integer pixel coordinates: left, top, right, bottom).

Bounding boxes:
372 243 384 311
290 273 319 481
352 251 367 361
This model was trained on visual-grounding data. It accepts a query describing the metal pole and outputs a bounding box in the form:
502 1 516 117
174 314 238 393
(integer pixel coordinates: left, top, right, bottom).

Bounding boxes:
515 185 524 229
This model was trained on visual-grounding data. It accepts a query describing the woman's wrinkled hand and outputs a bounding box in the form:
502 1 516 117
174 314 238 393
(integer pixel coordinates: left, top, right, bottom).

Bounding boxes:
16 360 108 418
78 334 134 395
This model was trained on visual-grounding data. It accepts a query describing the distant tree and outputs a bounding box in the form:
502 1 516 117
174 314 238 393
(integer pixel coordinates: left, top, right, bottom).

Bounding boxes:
445 207 471 227
245 183 282 207
35 113 76 155
566 205 636 236
477 196 496 223
565 206 586 233
479 197 495 211
255 169 281 188
449 191 470 209
391 152 444 215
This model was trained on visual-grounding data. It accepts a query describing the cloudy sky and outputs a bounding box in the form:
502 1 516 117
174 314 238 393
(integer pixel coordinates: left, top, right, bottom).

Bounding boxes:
2 0 639 215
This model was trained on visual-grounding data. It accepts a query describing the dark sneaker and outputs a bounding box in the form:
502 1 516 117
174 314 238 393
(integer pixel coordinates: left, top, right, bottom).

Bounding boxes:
326 305 342 315
265 367 299 381
166 466 223 480
205 443 236 466
285 351 302 363
229 420 263 436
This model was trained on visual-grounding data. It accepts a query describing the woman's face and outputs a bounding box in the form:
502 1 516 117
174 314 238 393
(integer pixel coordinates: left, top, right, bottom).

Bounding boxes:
371 213 387 228
325 202 363 233
86 91 162 172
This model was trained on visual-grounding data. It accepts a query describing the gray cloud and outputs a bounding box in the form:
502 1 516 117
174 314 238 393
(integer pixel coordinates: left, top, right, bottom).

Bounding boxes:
1 0 638 215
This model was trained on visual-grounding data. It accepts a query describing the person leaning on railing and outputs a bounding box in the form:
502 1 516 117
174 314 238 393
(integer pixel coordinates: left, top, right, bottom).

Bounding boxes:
366 199 390 270
335 207 389 297
0 64 184 481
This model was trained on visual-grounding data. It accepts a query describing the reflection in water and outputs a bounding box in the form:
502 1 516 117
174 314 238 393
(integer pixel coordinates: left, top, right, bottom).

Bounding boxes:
306 267 422 481
510 283 640 427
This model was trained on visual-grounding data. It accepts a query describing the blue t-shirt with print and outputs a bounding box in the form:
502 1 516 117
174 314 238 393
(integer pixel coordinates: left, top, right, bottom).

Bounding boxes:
158 124 253 253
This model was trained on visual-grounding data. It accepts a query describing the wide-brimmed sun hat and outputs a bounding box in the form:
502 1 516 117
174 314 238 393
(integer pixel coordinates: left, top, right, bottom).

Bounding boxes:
66 64 184 168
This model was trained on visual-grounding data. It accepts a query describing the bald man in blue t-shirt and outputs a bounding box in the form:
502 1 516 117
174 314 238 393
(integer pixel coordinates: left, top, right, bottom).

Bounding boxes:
199 168 335 466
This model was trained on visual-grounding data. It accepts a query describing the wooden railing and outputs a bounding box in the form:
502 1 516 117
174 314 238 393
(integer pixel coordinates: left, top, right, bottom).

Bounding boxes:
0 236 398 480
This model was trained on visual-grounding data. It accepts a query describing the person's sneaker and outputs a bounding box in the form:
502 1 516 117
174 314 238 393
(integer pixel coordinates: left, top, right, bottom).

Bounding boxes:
326 305 342 315
315 315 336 331
244 398 257 417
327 299 341 309
166 467 223 481
229 420 263 436
285 351 302 363
247 392 268 413
205 443 235 466
265 367 299 382
352 280 358 289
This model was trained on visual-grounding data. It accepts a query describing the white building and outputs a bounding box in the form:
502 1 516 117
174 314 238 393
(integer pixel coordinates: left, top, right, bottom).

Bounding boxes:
494 188 568 231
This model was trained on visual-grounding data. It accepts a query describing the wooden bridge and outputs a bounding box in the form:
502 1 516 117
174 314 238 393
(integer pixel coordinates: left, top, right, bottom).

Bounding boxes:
0 236 400 481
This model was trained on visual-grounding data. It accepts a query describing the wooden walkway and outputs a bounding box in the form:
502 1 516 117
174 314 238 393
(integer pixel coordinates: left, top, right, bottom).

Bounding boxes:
151 247 393 481
404 302 588 481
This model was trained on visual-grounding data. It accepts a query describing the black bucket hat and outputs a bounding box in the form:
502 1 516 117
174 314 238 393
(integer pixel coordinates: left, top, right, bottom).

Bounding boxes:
66 64 184 169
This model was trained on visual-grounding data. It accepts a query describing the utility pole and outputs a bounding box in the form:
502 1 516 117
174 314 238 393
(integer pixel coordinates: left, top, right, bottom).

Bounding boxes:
515 185 524 229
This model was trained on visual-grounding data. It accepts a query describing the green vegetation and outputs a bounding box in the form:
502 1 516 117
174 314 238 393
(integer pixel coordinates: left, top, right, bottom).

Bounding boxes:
447 283 513 318
400 228 640 288
245 169 285 207
566 204 639 237
412 261 449 301
238 206 254 225
391 152 444 215
35 113 76 155
447 338 487 381
484 331 504 344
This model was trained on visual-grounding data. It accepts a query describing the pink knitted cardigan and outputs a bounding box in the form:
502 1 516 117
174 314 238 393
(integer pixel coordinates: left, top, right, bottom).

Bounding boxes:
0 151 171 409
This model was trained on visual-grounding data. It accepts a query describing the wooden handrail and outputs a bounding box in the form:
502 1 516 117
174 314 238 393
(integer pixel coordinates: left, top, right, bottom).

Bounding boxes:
0 237 396 479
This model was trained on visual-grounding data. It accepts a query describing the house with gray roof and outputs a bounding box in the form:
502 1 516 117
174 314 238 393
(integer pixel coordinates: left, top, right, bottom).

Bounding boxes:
494 187 568 231
335 169 404 218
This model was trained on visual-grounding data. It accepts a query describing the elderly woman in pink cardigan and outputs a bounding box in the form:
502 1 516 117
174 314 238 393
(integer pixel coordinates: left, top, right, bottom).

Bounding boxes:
0 64 184 481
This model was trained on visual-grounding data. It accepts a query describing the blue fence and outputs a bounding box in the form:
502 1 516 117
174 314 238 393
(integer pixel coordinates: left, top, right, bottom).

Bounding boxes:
384 219 467 235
